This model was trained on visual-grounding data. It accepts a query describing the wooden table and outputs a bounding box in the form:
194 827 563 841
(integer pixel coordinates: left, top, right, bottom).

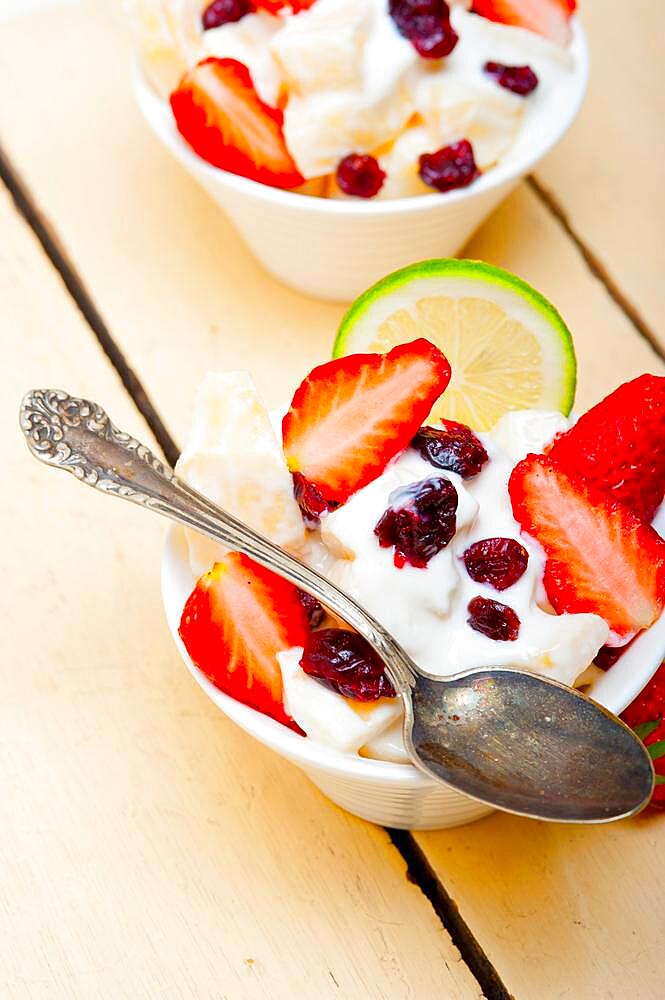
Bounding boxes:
1 2 663 997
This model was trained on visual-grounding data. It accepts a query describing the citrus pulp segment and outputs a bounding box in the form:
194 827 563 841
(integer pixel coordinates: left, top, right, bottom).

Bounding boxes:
333 259 576 431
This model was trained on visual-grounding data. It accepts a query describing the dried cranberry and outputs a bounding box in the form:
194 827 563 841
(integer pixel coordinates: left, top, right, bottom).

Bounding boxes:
467 596 520 641
297 590 325 628
390 0 459 59
593 645 624 670
594 636 637 670
412 420 488 478
336 154 386 198
300 628 396 701
390 0 437 28
374 477 457 568
407 15 459 57
418 140 480 193
484 61 539 97
463 537 529 591
292 472 336 524
202 0 251 29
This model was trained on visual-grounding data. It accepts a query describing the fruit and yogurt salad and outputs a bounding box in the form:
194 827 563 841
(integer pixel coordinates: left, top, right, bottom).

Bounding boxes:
175 261 665 764
132 0 579 199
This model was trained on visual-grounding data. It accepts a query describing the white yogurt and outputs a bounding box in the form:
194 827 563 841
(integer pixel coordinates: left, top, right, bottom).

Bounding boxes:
280 410 607 758
177 0 578 196
177 392 610 763
321 423 608 685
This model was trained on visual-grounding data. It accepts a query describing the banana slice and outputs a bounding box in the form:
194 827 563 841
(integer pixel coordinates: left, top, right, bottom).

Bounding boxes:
281 0 418 178
127 0 202 97
278 648 403 754
176 372 306 577
371 124 433 200
270 0 368 97
416 75 524 170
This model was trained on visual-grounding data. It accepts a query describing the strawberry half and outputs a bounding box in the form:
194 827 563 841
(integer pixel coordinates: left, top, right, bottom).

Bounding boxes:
254 0 317 11
622 660 665 808
509 454 665 637
548 374 665 523
282 339 451 510
170 57 304 189
470 0 576 45
179 552 309 731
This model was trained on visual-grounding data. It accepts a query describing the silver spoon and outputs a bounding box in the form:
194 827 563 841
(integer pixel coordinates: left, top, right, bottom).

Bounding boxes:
20 388 654 823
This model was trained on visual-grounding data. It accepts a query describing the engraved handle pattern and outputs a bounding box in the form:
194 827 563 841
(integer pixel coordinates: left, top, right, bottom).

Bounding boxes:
19 389 417 694
20 389 176 502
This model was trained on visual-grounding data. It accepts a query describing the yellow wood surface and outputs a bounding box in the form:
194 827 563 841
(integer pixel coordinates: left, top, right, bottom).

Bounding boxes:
0 191 482 999
536 0 665 345
1 1 664 998
417 811 665 1000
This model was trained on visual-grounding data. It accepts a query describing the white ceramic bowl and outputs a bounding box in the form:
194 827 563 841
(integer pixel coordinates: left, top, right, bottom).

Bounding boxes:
162 509 665 831
135 23 588 301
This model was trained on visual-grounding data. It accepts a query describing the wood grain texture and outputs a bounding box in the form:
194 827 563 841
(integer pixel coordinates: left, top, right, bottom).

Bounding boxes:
0 191 482 999
534 0 665 346
416 811 665 1000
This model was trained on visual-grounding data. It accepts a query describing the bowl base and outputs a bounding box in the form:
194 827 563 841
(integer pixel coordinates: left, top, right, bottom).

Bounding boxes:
304 767 494 830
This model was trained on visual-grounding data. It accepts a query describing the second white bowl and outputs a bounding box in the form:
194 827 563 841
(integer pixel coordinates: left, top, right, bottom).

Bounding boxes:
135 22 588 301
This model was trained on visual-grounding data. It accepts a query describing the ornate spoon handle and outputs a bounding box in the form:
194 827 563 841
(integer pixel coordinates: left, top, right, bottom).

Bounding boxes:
20 389 416 693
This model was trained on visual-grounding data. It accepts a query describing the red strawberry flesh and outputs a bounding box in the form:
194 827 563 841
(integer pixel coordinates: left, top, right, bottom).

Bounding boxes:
470 0 576 45
282 339 451 508
170 58 304 189
509 454 665 637
179 552 309 731
622 661 665 808
548 374 665 523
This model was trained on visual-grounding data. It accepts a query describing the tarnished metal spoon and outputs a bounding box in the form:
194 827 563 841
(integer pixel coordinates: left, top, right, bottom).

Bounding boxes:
20 389 654 823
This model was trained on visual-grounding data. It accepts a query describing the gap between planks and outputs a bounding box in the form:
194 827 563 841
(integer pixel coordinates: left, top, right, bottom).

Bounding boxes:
0 140 513 1000
0 143 179 467
527 174 664 363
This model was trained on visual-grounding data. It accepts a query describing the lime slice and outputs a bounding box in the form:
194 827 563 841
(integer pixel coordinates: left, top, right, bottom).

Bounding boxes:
333 259 576 431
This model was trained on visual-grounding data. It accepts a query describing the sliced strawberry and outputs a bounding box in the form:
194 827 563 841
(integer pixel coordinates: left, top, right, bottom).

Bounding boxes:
170 57 304 189
254 0 317 11
622 660 665 808
179 552 309 731
282 339 451 509
470 0 576 45
548 374 665 523
509 454 665 637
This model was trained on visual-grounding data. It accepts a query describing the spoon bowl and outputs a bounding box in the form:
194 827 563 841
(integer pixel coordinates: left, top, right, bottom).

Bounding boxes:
20 388 655 823
408 669 653 822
